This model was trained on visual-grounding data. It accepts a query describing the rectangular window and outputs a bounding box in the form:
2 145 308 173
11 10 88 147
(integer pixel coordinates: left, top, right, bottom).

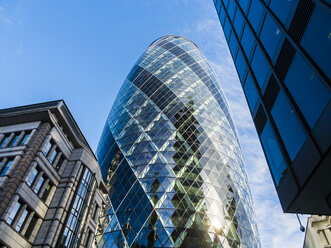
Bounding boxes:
27 168 38 186
260 121 287 186
301 4 331 79
269 0 298 27
235 49 247 81
259 13 283 62
34 176 45 194
233 9 244 37
24 214 38 239
251 46 270 89
271 91 307 161
248 0 264 33
0 158 14 176
15 209 28 232
41 183 52 202
284 53 330 128
0 136 9 148
244 72 259 111
55 156 64 171
20 132 30 146
49 149 57 164
43 141 52 156
7 201 21 225
9 133 20 147
238 0 250 14
241 24 255 58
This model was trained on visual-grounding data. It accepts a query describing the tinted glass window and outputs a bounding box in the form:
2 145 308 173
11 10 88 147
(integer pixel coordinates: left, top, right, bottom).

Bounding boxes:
241 24 255 58
7 202 21 225
251 46 269 89
269 0 298 27
284 54 331 128
248 0 264 33
244 73 259 111
235 50 247 81
261 121 287 186
301 5 331 79
239 0 250 14
233 9 244 37
228 0 236 20
219 5 226 25
229 32 238 58
216 0 222 13
260 14 283 61
223 17 232 41
271 91 306 161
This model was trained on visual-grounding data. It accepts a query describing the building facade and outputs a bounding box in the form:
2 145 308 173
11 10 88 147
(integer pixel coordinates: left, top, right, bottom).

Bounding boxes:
95 35 260 248
303 215 331 248
0 101 106 248
213 0 331 214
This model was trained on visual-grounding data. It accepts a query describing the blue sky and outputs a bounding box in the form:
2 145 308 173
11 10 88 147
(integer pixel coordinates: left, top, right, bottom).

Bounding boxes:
0 0 307 247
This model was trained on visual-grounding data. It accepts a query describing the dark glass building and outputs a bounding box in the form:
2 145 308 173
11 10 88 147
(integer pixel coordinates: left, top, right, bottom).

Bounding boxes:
95 35 260 248
213 0 331 214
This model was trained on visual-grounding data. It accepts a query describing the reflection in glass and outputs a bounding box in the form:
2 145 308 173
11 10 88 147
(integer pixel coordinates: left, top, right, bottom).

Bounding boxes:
284 54 330 128
96 36 260 248
271 91 306 161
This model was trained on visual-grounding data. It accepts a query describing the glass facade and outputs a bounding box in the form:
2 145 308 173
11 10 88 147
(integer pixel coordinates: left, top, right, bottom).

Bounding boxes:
213 0 331 214
58 167 95 248
96 35 260 248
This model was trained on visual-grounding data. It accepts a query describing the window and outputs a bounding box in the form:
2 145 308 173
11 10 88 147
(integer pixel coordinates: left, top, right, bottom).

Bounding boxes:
235 49 247 81
27 168 38 186
271 91 307 161
248 0 264 33
223 17 232 41
284 54 330 128
269 0 298 27
0 135 9 148
216 0 222 14
34 175 45 194
238 0 250 14
9 133 20 147
41 182 52 202
49 149 58 164
244 73 259 111
15 209 28 232
20 132 30 146
259 13 283 61
6 201 21 225
227 0 236 20
233 9 244 37
251 46 269 89
58 168 94 248
0 158 15 176
260 121 287 186
43 141 52 156
229 32 238 58
24 214 38 239
241 24 255 58
55 154 65 171
301 4 331 79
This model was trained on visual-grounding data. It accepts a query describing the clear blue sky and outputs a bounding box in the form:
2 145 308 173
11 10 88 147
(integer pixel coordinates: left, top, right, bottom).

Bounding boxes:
0 0 307 247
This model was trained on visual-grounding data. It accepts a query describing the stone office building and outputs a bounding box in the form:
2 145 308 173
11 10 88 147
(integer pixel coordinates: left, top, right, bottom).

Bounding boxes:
0 100 106 248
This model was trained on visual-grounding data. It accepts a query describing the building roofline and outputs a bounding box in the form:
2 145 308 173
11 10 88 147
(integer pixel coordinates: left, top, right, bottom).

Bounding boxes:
149 35 200 49
0 100 97 161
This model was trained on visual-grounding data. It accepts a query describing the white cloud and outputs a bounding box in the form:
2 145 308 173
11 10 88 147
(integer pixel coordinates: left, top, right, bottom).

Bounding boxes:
178 1 308 247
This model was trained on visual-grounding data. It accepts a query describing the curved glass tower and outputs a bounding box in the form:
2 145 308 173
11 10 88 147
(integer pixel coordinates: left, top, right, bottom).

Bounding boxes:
96 35 260 248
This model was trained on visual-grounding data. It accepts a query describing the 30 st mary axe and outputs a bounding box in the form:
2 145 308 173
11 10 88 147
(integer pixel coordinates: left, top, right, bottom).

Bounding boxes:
213 0 331 215
95 35 260 248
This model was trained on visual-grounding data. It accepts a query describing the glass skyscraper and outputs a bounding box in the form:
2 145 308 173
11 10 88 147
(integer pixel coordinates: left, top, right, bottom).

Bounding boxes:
213 0 331 215
95 35 260 248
